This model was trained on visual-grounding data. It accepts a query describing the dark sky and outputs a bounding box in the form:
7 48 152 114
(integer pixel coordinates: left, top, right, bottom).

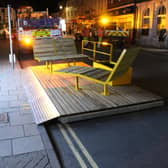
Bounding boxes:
0 0 65 13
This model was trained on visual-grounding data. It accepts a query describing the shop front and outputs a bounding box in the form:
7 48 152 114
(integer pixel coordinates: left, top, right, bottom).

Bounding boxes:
106 4 136 43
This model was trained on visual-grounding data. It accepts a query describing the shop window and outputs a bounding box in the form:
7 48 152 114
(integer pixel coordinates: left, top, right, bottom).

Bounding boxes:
157 5 166 32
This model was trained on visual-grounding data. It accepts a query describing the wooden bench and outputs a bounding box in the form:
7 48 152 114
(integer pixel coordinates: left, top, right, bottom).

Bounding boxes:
54 47 141 96
33 38 88 71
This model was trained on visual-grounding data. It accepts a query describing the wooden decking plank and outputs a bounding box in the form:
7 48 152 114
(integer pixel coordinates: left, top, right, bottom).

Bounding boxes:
89 84 131 106
44 80 73 115
47 87 70 115
52 79 87 113
45 78 80 115
59 77 103 111
39 79 67 115
62 77 116 109
59 77 99 111
44 74 100 112
113 86 144 103
83 84 118 107
83 86 121 107
57 81 93 113
82 89 108 109
114 86 161 103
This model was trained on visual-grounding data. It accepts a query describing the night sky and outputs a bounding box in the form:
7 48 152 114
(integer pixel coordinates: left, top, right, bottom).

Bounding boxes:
0 0 65 13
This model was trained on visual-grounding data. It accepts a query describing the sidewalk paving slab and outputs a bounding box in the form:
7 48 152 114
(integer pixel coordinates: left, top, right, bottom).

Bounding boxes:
0 40 60 168
12 135 44 155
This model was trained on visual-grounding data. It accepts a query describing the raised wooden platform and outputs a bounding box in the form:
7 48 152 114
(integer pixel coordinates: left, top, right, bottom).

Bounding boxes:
23 62 164 124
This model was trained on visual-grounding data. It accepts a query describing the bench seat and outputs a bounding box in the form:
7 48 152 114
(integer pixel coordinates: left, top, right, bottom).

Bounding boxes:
54 47 141 95
33 38 88 71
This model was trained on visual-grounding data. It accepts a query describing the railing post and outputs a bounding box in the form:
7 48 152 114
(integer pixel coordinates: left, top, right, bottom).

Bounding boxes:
82 40 84 54
93 41 96 62
109 44 113 62
75 76 79 90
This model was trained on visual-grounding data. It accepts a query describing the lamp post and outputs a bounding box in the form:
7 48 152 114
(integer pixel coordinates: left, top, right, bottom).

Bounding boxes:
132 0 137 44
7 4 15 69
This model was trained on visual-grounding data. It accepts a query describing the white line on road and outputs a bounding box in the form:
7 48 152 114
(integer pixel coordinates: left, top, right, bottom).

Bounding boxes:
65 123 99 168
57 123 88 168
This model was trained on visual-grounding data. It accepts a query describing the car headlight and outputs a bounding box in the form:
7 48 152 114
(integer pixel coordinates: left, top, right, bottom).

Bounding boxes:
22 37 32 45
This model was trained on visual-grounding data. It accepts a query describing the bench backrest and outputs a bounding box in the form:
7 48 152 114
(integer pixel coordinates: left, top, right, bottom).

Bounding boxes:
33 38 56 58
106 47 141 82
55 38 77 56
33 38 77 60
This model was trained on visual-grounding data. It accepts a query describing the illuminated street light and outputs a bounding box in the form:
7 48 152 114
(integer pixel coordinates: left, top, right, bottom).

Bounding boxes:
59 5 63 10
100 16 109 25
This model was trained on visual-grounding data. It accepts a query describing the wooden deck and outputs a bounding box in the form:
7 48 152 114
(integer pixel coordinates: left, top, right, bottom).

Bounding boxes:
23 62 164 124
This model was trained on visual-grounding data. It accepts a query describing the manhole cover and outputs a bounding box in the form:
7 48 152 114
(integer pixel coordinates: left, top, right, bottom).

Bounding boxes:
0 113 8 123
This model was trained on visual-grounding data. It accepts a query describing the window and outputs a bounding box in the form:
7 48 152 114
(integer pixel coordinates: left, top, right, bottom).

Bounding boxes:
142 8 150 36
107 0 114 8
110 0 114 4
157 6 166 32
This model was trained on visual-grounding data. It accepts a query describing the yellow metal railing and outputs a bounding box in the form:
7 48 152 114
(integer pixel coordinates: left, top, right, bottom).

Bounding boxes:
82 40 113 62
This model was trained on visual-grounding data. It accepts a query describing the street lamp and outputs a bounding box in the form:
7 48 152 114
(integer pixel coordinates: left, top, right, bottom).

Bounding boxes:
100 16 110 26
59 5 63 10
132 0 137 44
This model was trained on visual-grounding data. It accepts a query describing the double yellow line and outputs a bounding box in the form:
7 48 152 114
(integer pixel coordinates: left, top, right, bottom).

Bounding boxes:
58 123 99 168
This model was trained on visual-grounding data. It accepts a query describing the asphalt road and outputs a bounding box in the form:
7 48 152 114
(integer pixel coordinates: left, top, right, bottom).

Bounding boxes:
17 41 168 168
133 48 168 99
47 105 168 168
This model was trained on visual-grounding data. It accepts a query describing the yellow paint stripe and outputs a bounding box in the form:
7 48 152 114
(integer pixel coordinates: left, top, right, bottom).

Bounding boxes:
57 124 88 168
65 124 99 168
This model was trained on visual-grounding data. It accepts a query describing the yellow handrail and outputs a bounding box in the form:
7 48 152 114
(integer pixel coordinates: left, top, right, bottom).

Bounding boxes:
82 40 113 62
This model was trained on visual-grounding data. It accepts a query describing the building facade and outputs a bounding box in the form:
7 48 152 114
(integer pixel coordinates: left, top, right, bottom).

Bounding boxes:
65 0 107 34
64 0 168 48
136 0 168 48
17 6 48 19
0 7 16 29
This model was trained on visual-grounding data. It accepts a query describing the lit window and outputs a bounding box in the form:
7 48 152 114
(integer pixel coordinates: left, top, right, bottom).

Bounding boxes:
142 8 150 36
157 5 166 32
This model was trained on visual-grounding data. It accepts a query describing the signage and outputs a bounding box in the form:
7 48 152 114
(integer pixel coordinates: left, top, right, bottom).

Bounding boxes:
32 29 51 38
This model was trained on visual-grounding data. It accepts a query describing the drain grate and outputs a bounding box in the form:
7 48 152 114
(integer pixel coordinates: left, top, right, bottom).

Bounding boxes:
0 113 8 123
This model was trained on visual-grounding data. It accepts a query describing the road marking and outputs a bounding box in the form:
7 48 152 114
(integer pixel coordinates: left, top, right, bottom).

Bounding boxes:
57 123 88 168
142 47 168 52
65 124 99 168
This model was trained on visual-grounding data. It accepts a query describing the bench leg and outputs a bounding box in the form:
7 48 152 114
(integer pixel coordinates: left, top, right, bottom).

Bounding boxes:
102 84 109 96
75 76 79 90
46 61 49 69
49 61 53 72
67 62 70 67
73 60 76 66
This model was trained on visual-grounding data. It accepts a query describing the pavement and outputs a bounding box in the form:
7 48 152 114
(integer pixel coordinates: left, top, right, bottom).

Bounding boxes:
0 40 59 168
